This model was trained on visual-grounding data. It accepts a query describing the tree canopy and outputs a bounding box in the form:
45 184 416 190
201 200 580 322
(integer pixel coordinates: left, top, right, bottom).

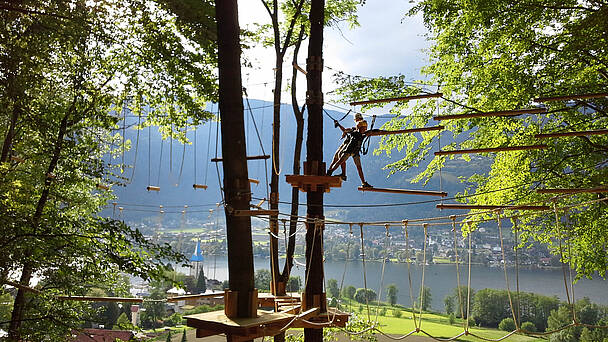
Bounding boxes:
0 0 217 339
335 0 608 279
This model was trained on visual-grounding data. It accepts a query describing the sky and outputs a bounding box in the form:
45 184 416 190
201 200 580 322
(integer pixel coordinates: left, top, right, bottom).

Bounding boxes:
237 0 432 107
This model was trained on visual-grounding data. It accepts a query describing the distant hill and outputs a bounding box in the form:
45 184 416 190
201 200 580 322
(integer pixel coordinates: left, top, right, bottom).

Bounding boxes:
105 99 488 230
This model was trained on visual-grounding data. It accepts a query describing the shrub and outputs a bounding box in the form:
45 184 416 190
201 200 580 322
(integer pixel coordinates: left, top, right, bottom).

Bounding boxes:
358 305 363 313
379 308 387 316
467 316 476 327
354 288 377 304
520 321 537 333
448 313 456 325
392 309 402 318
498 318 516 331
164 313 184 327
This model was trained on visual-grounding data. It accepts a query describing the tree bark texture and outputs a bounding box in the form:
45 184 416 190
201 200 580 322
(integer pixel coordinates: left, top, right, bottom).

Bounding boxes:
215 0 255 319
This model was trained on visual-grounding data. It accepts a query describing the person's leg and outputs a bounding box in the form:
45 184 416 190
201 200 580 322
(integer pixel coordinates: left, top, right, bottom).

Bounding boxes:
327 153 340 175
353 155 371 187
328 153 348 176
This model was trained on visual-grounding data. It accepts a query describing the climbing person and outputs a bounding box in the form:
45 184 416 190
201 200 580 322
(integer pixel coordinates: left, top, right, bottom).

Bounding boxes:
327 113 373 188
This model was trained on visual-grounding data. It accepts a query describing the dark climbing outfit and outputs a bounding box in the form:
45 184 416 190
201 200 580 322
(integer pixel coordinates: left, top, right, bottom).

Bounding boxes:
336 129 364 159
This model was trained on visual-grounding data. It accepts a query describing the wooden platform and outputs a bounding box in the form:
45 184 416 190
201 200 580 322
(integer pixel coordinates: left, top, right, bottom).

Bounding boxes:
285 175 342 193
185 307 343 341
257 293 301 309
358 187 447 197
292 308 350 328
185 310 295 342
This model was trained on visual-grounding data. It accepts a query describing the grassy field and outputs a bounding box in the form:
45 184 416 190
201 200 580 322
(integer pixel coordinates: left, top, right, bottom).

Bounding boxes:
338 299 538 341
372 314 536 341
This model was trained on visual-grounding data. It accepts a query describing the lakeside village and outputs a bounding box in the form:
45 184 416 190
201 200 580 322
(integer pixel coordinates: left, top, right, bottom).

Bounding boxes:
138 216 563 273
116 217 563 325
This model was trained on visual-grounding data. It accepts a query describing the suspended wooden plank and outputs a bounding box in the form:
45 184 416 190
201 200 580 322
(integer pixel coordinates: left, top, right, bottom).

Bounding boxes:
252 198 266 209
535 129 608 139
193 184 208 190
366 125 444 136
249 178 260 185
350 93 443 106
436 204 550 210
211 155 270 162
535 92 608 103
433 108 546 121
435 144 547 156
96 183 109 190
536 187 608 194
146 185 160 191
358 186 447 197
233 209 279 217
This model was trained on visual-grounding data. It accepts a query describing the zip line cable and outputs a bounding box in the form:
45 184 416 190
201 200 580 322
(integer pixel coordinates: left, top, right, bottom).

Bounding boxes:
127 112 141 184
203 105 214 187
244 90 270 201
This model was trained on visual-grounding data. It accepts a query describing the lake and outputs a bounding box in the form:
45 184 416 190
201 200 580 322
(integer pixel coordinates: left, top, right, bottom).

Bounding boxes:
189 256 608 311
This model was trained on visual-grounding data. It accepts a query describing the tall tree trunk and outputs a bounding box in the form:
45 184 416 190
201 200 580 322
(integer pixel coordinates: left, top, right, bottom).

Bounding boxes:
8 109 72 341
269 37 282 296
281 24 306 282
0 105 19 163
304 0 325 341
215 0 255 319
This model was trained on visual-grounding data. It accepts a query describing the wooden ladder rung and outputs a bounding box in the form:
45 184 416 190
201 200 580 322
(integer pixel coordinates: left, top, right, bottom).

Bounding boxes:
211 155 270 162
233 209 279 216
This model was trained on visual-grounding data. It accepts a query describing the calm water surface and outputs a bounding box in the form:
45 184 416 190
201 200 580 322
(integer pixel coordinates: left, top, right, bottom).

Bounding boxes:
191 256 607 311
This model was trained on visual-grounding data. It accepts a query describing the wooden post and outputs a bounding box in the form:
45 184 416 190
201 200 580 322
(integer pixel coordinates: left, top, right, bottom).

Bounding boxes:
304 1 325 341
215 0 256 323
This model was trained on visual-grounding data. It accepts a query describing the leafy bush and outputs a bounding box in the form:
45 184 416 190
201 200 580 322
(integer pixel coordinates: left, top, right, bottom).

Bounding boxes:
379 308 387 316
467 316 476 327
184 304 223 315
164 313 184 327
520 321 536 333
498 318 515 331
392 309 402 318
354 288 377 304
448 313 455 325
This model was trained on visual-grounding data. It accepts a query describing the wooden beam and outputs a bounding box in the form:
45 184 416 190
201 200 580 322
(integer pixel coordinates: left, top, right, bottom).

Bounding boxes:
10 155 25 163
292 62 307 75
248 178 260 185
350 93 443 106
297 307 321 320
96 183 109 190
57 296 143 303
435 144 547 156
211 155 270 162
436 204 550 210
535 129 608 139
193 184 208 190
433 108 546 121
366 126 444 136
167 292 225 302
233 209 279 216
358 187 448 197
535 92 608 103
536 187 608 194
146 185 160 191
